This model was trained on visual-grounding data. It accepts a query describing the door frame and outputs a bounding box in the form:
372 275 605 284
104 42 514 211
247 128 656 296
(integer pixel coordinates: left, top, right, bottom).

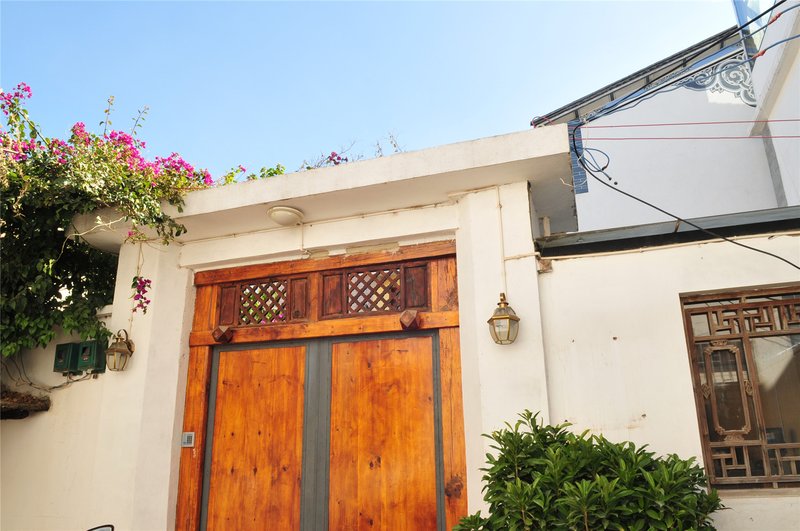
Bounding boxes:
176 241 467 530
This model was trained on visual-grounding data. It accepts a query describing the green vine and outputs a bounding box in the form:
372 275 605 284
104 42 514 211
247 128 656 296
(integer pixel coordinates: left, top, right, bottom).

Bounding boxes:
0 83 284 358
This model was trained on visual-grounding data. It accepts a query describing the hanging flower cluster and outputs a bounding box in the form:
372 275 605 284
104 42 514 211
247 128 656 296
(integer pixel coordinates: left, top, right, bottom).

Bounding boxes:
131 276 153 313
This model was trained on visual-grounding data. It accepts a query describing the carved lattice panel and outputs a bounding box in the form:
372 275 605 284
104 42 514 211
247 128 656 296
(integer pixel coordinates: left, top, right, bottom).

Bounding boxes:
711 445 751 479
767 445 800 477
742 305 779 333
239 280 288 325
347 268 402 313
689 296 800 340
709 443 772 480
684 286 800 488
742 302 800 333
785 303 800 329
708 309 741 335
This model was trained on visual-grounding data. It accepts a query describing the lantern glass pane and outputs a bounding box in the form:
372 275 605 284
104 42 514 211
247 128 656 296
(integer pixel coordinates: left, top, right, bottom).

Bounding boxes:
106 350 128 371
508 319 520 343
495 318 509 337
489 316 513 344
488 322 499 343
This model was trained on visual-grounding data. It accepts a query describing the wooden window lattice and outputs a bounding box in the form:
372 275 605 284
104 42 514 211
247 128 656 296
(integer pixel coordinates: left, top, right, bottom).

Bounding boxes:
239 280 288 325
347 268 402 314
224 260 431 327
683 287 800 488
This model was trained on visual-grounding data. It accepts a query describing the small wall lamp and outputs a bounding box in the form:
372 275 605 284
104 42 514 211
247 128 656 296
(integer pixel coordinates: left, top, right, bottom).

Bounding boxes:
487 293 520 345
106 329 135 371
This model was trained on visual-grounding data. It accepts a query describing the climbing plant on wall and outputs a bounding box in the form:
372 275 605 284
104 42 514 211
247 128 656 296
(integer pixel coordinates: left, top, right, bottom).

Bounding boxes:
0 83 284 358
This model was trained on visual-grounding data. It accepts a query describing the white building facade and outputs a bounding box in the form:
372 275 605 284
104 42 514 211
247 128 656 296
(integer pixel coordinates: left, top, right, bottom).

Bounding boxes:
2 4 799 530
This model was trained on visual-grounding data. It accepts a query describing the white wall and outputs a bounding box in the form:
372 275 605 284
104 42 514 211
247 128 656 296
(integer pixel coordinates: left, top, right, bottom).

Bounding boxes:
766 53 800 204
1 180 550 527
576 60 777 231
713 492 800 531
1 242 194 531
454 183 550 512
751 0 800 206
576 6 800 233
538 233 800 527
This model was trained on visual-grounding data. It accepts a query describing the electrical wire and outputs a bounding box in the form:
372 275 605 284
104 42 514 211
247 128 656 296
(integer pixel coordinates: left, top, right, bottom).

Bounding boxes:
569 129 800 271
752 32 800 59
534 3 798 128
594 56 748 121
581 147 611 174
653 0 790 79
575 118 800 129
1 353 94 392
593 31 800 123
578 135 800 141
587 4 800 124
559 5 800 272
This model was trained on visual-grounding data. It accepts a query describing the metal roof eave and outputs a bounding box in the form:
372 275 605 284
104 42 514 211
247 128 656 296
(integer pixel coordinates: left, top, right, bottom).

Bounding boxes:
530 26 741 127
537 206 800 257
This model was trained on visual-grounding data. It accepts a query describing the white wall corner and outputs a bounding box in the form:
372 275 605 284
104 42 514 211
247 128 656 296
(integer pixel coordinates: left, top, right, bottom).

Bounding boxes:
752 3 800 122
454 182 549 514
111 243 195 530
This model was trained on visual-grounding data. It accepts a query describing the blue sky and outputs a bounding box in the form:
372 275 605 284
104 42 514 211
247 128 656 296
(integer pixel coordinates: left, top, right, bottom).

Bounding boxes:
2 1 735 177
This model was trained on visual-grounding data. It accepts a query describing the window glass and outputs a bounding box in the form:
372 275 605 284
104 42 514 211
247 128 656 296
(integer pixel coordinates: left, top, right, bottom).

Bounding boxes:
752 335 800 476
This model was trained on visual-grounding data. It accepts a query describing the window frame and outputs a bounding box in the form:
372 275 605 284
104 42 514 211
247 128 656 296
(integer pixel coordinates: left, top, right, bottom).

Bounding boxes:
681 283 800 489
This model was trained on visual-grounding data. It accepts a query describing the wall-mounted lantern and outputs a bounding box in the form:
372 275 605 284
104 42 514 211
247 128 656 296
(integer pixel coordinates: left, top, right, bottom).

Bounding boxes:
487 293 520 345
106 330 135 371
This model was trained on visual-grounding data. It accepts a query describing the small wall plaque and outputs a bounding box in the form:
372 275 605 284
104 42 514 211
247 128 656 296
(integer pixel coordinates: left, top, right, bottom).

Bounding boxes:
181 432 195 448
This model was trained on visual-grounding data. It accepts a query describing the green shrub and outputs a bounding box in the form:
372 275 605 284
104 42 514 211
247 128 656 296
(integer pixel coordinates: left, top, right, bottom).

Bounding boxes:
455 411 723 531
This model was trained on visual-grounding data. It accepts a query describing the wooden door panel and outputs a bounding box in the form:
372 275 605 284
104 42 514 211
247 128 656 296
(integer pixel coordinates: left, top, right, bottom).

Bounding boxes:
329 337 438 531
206 346 305 530
439 327 468 529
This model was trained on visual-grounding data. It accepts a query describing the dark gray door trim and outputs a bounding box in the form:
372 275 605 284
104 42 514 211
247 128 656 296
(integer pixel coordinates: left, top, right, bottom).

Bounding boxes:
300 338 331 531
200 331 445 531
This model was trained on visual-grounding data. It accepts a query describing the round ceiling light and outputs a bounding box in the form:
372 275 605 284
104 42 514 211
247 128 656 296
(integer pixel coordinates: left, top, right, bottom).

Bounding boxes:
267 206 304 226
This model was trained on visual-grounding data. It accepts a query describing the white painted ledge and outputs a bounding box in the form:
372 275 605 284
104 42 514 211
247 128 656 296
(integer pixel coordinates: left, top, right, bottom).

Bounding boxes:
77 126 572 252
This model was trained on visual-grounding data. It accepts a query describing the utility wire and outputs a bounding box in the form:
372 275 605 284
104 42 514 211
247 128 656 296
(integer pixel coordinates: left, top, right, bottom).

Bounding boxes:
578 135 800 141
653 0 789 79
594 55 754 121
534 2 796 127
752 32 800 59
575 118 800 129
586 5 800 124
592 30 800 123
535 2 791 126
1 354 93 392
561 6 800 272
569 130 800 271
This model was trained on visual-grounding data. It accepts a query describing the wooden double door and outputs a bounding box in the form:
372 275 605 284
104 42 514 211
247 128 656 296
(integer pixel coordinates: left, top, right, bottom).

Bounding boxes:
200 331 457 530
